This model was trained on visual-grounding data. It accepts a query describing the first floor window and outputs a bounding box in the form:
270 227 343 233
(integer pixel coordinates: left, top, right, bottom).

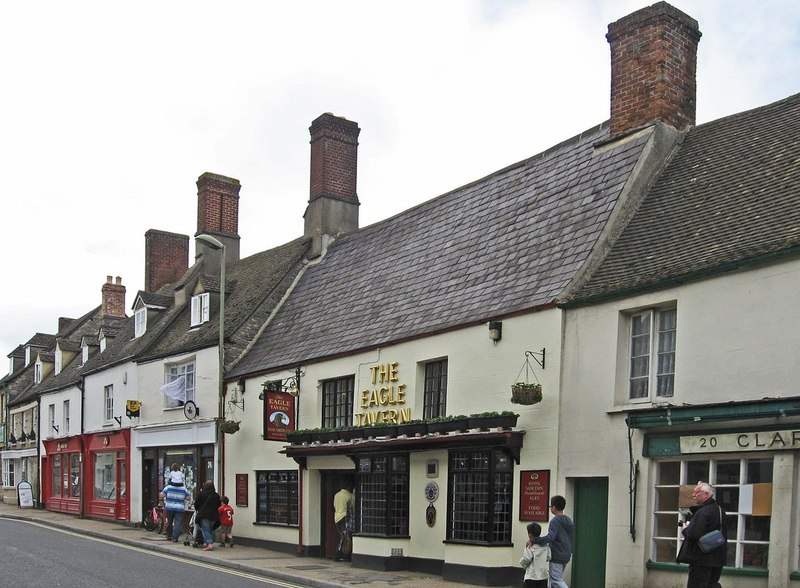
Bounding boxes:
2 459 14 487
653 456 772 569
629 307 676 400
256 470 298 526
322 376 354 428
423 359 448 419
165 361 196 408
48 404 56 438
356 454 409 536
190 293 210 326
63 400 70 435
104 385 114 422
449 448 514 544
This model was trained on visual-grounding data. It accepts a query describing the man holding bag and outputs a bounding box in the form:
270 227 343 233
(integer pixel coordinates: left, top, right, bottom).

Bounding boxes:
678 482 727 588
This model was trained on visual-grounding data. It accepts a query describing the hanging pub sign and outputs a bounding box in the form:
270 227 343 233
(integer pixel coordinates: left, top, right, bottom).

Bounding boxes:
519 469 550 522
126 400 141 418
264 390 295 441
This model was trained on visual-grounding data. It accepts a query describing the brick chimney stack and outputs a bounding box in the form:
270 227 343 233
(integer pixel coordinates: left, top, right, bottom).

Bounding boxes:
304 113 360 257
196 172 241 263
101 276 126 318
607 2 701 136
145 229 189 292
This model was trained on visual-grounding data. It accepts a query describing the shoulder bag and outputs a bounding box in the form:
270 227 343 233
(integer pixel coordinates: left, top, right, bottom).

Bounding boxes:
697 506 726 553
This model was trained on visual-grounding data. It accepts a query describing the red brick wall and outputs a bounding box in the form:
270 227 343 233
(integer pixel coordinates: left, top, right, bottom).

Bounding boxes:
101 276 126 317
309 114 360 204
607 2 701 135
145 229 189 292
196 172 241 237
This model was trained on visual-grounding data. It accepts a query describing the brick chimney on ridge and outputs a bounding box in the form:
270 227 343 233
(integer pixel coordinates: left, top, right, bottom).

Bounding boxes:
195 172 241 265
304 113 360 257
101 276 126 318
607 1 701 136
145 229 189 292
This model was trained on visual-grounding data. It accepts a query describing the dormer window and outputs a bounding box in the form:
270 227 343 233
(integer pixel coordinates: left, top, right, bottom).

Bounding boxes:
55 349 62 375
135 307 147 338
25 347 31 366
34 362 42 384
82 345 89 364
100 335 107 353
190 293 210 327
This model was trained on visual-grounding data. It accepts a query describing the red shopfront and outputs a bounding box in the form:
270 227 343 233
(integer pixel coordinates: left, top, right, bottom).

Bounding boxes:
42 436 83 515
84 429 130 521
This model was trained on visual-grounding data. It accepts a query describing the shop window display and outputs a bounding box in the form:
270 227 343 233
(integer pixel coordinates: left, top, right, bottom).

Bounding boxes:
652 457 772 569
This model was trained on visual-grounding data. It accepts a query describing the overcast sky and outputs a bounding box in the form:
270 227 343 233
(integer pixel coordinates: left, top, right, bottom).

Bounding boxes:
1 0 799 365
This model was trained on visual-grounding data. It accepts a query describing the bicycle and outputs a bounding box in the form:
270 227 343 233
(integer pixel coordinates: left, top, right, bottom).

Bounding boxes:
143 503 164 533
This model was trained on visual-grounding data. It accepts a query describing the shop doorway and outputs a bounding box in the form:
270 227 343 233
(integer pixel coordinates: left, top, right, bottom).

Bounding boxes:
320 471 354 559
571 477 609 588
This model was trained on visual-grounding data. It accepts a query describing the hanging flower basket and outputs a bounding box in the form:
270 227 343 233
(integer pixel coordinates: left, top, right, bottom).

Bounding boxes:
219 420 241 434
511 382 543 405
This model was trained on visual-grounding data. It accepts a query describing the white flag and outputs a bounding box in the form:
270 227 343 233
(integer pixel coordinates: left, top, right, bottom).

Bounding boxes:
160 376 186 401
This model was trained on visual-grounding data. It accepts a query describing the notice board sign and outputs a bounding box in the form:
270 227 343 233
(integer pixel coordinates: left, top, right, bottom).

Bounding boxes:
17 481 34 508
235 474 248 508
519 470 550 521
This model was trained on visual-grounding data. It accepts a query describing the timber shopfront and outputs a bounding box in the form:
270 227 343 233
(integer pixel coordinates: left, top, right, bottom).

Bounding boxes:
42 436 82 514
629 398 800 586
83 429 130 520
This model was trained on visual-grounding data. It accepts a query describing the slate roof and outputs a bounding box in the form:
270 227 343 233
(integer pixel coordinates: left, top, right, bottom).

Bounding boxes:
138 291 173 308
562 92 800 305
140 237 310 370
230 121 654 377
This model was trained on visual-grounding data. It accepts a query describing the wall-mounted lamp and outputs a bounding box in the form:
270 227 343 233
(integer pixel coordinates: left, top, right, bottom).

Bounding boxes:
228 379 246 410
488 321 503 343
526 348 546 370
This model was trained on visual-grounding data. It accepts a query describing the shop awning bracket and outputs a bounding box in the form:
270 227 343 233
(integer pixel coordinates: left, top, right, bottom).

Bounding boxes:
627 422 639 542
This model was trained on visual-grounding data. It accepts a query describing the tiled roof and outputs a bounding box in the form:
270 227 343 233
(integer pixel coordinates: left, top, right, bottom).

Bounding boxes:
563 92 800 304
140 237 310 369
7 345 24 359
138 291 173 308
56 339 81 353
25 333 56 348
231 122 654 376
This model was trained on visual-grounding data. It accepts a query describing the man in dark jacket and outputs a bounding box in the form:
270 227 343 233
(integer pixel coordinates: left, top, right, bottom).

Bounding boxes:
532 495 574 588
680 482 727 588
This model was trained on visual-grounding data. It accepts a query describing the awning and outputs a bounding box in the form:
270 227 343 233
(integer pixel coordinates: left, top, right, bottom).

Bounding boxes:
283 430 526 465
626 397 800 430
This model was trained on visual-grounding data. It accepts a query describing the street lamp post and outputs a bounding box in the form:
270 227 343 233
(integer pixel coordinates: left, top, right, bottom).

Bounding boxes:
195 234 225 493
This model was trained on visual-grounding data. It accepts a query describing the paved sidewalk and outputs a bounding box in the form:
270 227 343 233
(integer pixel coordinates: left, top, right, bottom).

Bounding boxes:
0 501 467 588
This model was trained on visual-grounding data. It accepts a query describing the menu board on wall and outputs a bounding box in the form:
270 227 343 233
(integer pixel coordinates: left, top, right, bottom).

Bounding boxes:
519 470 550 522
235 473 248 507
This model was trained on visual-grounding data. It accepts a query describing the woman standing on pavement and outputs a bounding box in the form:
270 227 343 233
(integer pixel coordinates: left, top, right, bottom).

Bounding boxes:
194 480 222 551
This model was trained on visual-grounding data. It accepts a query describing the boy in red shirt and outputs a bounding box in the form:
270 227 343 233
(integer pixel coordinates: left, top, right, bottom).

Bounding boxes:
218 496 234 547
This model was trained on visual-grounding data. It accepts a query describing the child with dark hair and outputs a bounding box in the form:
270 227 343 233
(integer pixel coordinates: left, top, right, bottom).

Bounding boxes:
520 522 550 587
218 495 234 547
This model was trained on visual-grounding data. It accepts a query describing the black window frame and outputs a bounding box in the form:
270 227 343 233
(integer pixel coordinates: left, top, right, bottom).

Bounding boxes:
447 448 514 545
423 359 448 419
255 470 299 527
322 375 354 428
355 453 409 537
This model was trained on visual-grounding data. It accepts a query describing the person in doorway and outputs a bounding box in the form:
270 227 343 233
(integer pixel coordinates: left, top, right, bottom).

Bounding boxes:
333 478 355 562
159 478 190 543
217 495 234 547
520 522 550 587
194 480 222 551
532 495 574 588
679 482 727 588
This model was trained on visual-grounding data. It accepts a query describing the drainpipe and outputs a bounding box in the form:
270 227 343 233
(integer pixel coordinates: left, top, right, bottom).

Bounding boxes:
79 376 85 519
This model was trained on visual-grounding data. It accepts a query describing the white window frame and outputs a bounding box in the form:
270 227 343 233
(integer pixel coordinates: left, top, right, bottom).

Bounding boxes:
628 307 676 402
165 361 196 408
190 293 210 327
100 336 107 353
48 404 56 438
134 307 147 338
81 344 89 364
34 362 42 384
2 459 14 487
63 400 70 435
104 384 114 423
55 350 62 374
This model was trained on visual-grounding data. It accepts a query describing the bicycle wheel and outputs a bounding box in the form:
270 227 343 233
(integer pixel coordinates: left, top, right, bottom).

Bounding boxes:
156 512 165 534
143 510 156 531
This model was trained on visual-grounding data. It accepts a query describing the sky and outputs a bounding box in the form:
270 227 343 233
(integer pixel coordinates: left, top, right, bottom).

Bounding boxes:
1 0 799 364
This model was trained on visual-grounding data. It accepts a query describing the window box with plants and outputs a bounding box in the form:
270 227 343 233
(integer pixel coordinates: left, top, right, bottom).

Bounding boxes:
363 422 398 439
468 411 519 431
426 415 469 434
396 420 428 437
286 429 314 445
338 425 365 442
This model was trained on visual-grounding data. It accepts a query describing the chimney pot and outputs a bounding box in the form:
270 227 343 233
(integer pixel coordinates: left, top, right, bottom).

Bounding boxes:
101 276 126 318
145 229 189 292
196 172 241 262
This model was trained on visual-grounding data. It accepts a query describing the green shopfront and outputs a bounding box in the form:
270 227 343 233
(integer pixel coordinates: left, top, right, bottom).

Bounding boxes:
628 397 800 586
